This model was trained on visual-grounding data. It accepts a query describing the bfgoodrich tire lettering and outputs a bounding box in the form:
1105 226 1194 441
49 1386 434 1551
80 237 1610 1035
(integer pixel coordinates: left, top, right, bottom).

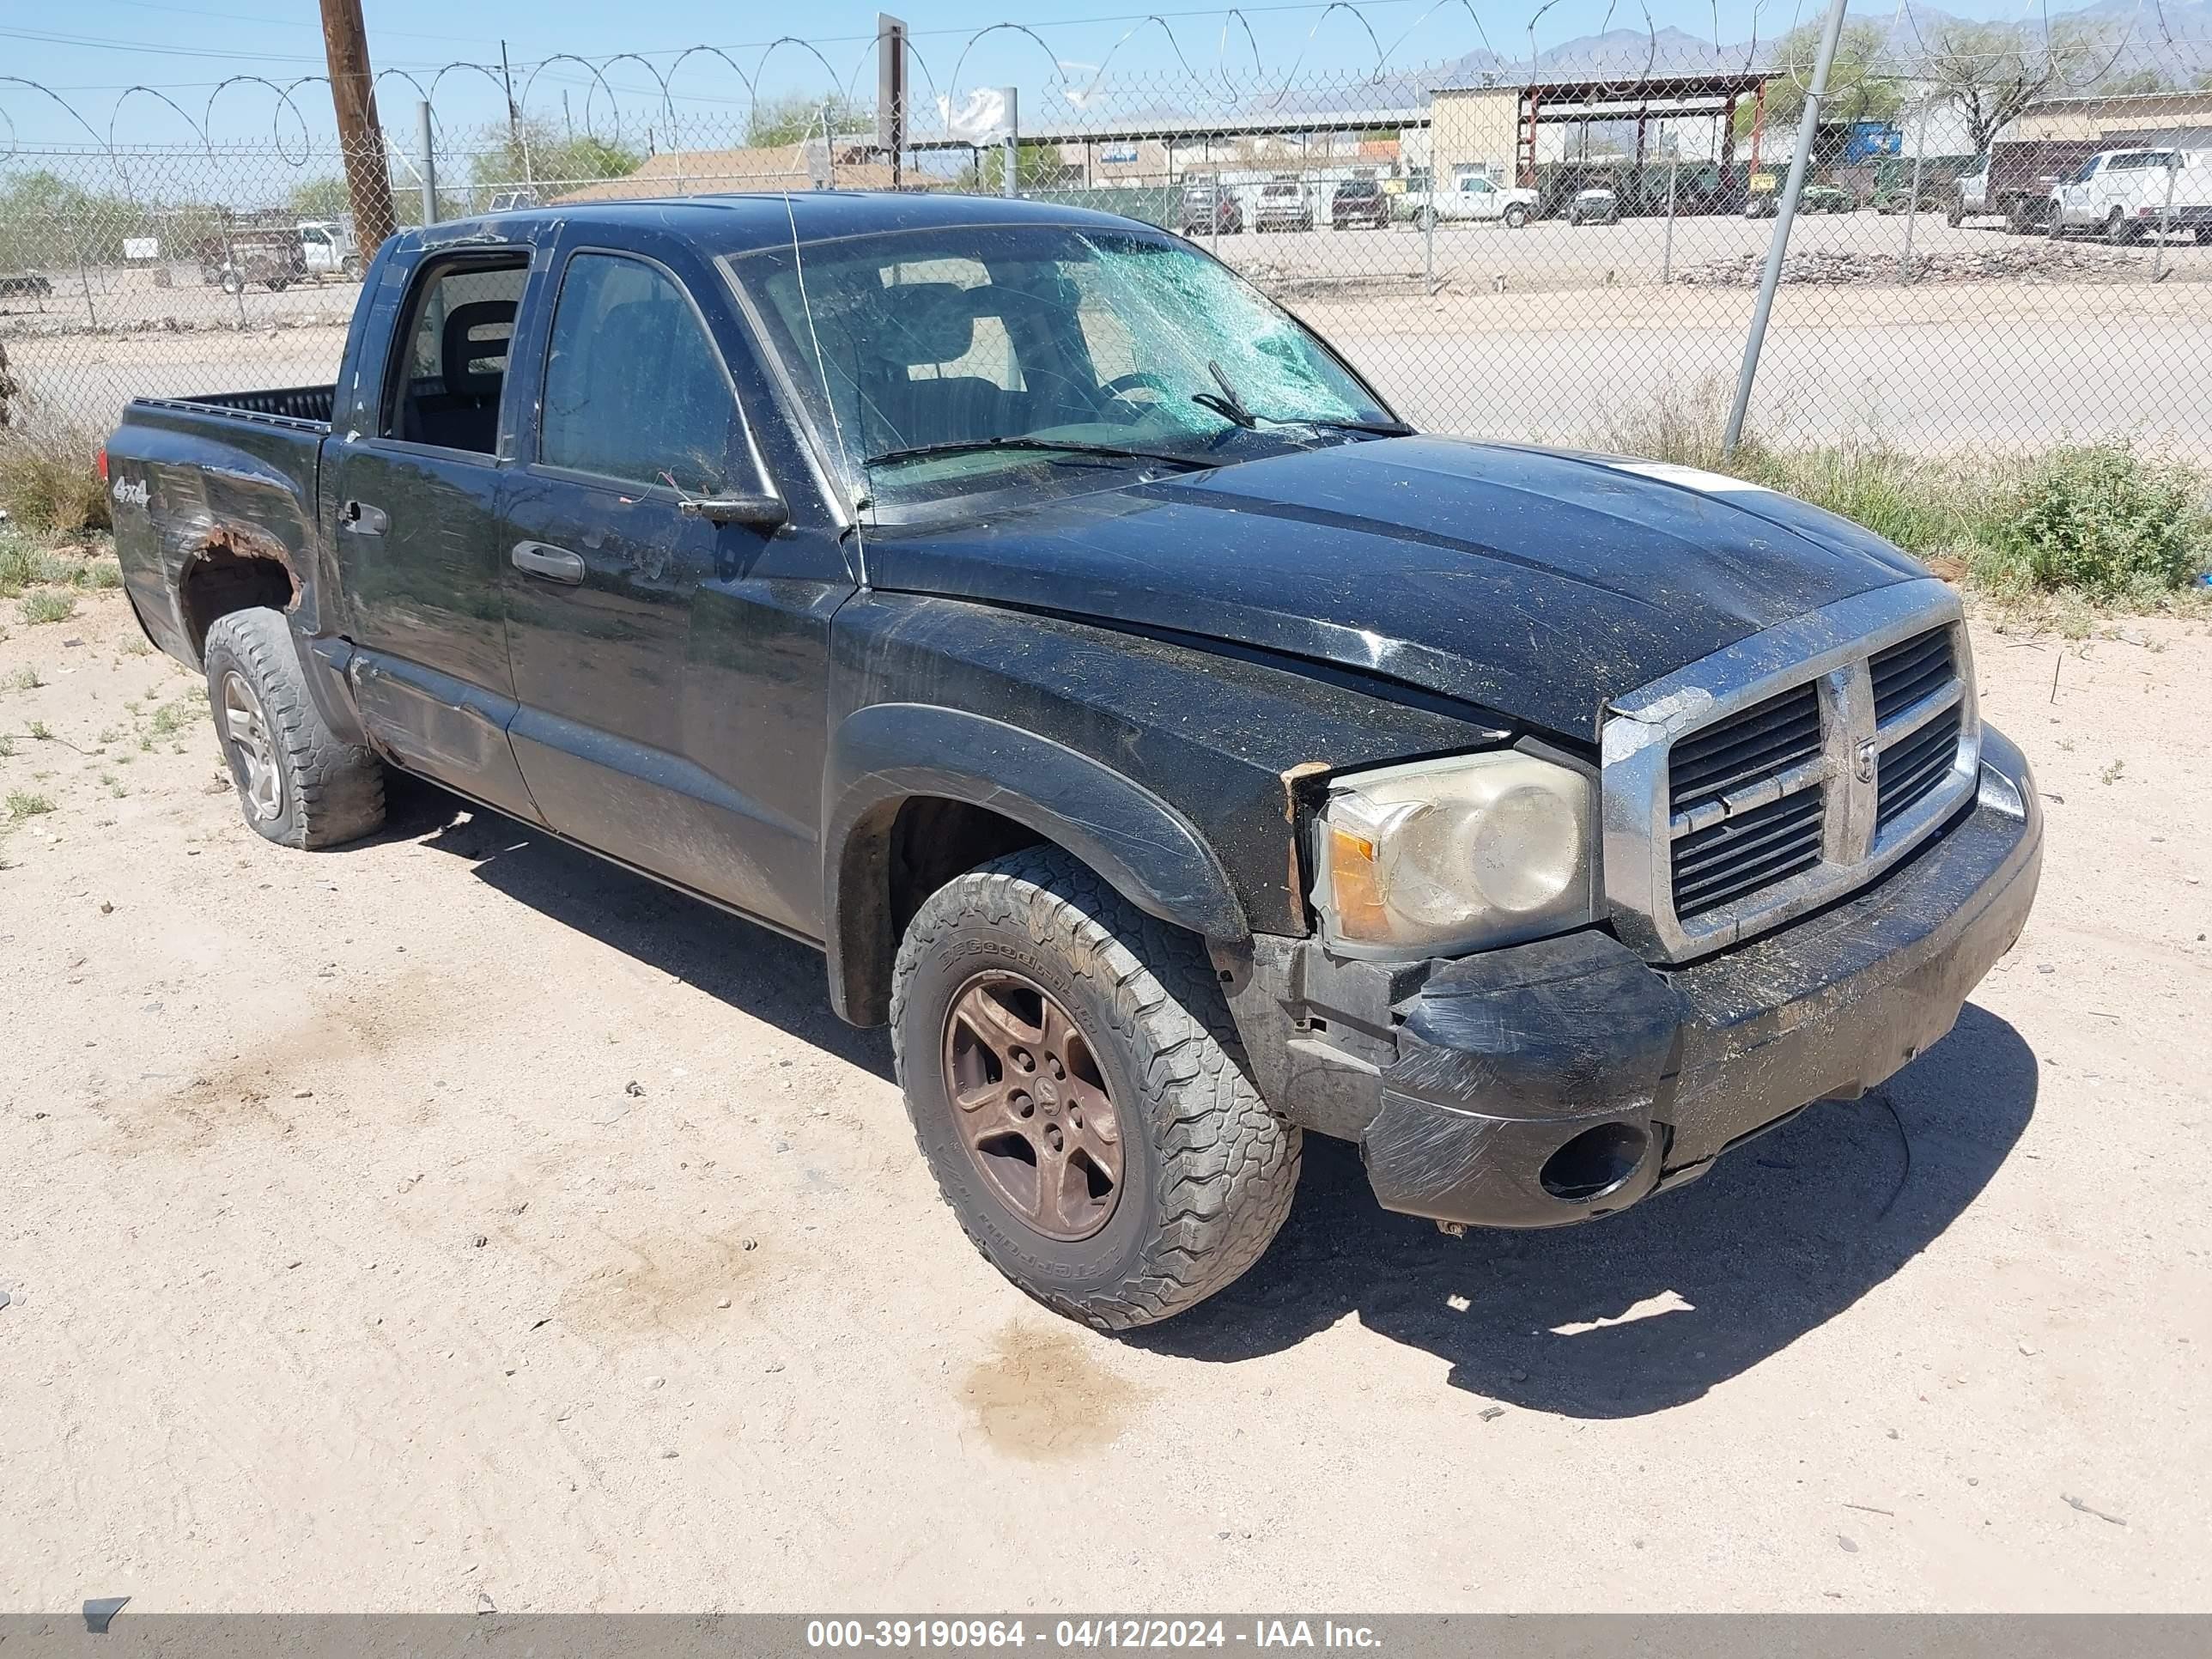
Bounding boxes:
890 848 1300 1329
203 606 386 850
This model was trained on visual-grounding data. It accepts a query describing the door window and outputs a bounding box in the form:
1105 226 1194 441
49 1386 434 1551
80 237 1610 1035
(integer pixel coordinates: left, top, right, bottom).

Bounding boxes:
539 252 742 495
385 256 528 454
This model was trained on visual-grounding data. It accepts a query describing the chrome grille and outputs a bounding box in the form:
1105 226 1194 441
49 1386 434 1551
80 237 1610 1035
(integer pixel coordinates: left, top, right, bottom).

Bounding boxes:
1601 581 1982 963
1672 787 1825 920
1879 702 1965 830
1668 683 1820 819
1870 628 1954 725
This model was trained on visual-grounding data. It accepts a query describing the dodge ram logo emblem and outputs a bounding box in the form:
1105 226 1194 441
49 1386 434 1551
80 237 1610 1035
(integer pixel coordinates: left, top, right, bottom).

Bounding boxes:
1854 738 1878 784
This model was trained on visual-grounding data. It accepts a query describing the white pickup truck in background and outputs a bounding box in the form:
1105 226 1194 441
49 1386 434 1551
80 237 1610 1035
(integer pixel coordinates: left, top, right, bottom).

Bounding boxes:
2049 146 2212 243
1408 172 1541 228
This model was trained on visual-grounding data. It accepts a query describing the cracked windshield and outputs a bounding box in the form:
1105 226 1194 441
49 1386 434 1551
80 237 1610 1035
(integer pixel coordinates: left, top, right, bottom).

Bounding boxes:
738 225 1399 503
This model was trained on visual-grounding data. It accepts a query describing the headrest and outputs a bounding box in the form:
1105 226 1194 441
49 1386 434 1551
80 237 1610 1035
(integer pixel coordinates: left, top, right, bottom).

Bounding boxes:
872 283 976 368
442 300 516 398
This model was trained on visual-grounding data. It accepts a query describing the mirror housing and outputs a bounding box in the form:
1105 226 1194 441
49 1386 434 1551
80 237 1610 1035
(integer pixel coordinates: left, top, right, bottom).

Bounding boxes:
680 493 788 530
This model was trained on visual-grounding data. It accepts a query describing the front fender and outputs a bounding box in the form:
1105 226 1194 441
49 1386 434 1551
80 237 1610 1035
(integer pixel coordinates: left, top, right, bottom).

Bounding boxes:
822 702 1247 1025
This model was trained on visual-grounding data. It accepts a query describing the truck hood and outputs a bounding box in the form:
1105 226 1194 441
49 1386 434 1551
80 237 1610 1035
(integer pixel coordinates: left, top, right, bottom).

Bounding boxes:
865 436 1925 742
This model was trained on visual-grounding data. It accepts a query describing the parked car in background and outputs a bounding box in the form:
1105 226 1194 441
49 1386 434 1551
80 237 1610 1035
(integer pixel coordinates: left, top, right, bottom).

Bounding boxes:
1949 140 2102 232
199 218 361 294
0 270 53 301
2048 147 2212 243
1744 180 1855 219
103 191 2041 1332
1567 187 1619 226
1255 179 1315 234
1178 180 1243 235
1329 177 1389 230
1875 181 1944 215
1412 173 1538 228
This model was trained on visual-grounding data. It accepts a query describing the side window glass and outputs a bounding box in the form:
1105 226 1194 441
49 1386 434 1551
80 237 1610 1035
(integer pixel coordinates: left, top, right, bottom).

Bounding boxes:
540 252 739 495
385 256 527 453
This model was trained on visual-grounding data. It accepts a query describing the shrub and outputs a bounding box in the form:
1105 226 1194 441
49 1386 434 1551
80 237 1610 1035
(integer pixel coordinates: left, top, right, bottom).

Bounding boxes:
6 790 56 820
1988 444 2209 600
0 415 111 535
19 589 76 625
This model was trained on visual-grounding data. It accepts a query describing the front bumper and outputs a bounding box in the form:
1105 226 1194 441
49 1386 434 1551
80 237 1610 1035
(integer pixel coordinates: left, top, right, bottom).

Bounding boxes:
1233 724 2041 1230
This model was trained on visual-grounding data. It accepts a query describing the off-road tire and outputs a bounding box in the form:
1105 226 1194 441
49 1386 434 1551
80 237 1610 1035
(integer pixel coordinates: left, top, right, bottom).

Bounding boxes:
203 606 385 849
890 848 1300 1330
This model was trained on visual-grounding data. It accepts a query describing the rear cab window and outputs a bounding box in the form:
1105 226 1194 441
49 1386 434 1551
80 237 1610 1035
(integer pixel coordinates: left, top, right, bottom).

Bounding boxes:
383 255 529 455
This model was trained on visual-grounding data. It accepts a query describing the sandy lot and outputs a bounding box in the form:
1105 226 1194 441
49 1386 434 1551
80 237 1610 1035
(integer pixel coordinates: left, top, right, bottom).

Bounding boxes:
2 584 2209 1613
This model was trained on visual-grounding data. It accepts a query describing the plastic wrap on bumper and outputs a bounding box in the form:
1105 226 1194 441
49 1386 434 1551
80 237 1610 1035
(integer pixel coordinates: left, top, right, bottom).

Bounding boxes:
1359 724 2043 1229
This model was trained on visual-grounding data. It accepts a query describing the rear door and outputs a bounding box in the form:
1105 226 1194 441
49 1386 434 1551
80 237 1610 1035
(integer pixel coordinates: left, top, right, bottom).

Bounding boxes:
325 241 544 819
497 229 854 936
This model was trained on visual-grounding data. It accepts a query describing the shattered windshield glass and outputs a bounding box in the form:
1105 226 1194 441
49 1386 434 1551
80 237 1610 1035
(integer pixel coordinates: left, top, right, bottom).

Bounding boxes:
729 224 1395 504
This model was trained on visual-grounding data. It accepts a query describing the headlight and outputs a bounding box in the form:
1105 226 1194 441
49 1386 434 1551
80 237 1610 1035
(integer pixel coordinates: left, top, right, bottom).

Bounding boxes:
1310 750 1596 956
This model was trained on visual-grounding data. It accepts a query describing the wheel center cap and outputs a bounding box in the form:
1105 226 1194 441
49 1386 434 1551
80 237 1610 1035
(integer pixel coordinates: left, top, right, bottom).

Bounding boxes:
1036 1079 1060 1111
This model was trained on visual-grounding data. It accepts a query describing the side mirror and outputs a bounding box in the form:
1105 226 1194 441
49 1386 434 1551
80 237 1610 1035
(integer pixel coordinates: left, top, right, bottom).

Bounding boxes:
680 493 788 531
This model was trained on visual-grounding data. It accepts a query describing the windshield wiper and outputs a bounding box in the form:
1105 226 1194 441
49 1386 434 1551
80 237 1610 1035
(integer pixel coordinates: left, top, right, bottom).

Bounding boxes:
862 436 1217 471
1189 359 1412 439
1191 359 1257 429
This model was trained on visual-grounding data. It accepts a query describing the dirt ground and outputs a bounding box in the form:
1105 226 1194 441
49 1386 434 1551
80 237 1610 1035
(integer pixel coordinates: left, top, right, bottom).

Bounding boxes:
2 585 2208 1613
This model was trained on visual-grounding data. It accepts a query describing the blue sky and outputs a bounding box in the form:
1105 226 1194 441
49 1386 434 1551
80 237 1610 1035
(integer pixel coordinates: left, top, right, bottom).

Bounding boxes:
3 0 2066 147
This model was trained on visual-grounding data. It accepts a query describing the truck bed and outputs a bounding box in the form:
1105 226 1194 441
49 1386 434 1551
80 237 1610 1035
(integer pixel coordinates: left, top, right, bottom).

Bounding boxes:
149 383 337 428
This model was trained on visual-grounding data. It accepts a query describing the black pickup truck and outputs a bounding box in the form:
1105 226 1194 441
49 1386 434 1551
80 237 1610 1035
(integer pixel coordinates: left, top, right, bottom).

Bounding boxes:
106 193 2042 1329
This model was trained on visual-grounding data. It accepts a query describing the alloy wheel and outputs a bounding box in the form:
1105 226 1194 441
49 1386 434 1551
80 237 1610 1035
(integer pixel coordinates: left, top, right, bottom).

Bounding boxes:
221 670 283 822
941 971 1125 1242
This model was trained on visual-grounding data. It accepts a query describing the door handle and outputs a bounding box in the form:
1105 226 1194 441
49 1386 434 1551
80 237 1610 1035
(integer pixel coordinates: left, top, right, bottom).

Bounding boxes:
341 499 387 536
510 542 586 584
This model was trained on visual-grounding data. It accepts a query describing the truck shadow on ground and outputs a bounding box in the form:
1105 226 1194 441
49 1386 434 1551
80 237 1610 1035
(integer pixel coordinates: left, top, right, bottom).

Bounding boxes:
383 779 896 1083
1130 1003 2037 1416
383 781 2035 1418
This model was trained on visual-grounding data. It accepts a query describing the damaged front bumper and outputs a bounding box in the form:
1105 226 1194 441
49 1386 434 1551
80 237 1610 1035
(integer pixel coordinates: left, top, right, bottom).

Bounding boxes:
1231 725 2042 1230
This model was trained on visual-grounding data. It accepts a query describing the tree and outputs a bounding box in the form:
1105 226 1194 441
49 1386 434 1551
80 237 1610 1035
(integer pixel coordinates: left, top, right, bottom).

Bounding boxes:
1749 21 1905 133
467 119 643 198
289 177 353 221
1924 21 2102 157
746 92 872 149
2094 68 2175 96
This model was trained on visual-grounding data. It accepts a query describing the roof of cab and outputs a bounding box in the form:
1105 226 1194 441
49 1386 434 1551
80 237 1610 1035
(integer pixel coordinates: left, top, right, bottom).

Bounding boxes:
409 190 1159 258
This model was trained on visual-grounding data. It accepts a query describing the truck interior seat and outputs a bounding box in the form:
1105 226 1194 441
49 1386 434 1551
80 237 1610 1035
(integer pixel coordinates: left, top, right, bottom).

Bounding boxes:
403 300 516 453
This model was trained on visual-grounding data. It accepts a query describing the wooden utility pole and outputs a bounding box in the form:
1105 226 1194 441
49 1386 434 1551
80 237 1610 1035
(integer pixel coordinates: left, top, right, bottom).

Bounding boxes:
319 0 397 252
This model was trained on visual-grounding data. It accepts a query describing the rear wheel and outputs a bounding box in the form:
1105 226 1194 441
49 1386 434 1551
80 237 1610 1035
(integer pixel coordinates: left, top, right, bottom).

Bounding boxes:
1947 203 1965 228
203 607 385 849
890 848 1300 1330
2105 207 2134 245
1504 204 1529 228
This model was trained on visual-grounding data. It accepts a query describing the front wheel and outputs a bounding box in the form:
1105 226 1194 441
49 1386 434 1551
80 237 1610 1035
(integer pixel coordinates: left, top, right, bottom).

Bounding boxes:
204 608 386 849
890 848 1300 1330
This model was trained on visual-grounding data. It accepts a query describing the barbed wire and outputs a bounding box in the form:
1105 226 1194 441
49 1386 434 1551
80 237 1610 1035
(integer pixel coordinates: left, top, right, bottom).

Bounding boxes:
5 0 2203 161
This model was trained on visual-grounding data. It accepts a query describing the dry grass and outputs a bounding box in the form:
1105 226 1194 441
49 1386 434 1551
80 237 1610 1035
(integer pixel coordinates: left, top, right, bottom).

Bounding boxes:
0 412 111 536
1584 381 2212 620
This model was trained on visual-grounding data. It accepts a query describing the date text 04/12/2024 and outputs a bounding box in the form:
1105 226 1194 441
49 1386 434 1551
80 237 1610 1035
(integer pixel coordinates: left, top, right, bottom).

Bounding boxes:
804 1621 1384 1650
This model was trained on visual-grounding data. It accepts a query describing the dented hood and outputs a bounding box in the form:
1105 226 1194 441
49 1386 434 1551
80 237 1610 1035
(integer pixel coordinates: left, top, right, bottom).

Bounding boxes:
866 436 1925 742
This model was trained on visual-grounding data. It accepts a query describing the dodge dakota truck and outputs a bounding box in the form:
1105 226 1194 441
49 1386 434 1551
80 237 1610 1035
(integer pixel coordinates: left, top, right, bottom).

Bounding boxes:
106 193 2042 1330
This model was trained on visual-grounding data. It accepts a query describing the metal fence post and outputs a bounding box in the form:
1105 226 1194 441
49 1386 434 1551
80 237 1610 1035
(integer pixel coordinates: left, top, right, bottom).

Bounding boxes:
416 100 440 226
1724 0 1851 458
1001 87 1018 198
2154 153 2179 282
1899 94 1930 284
1423 197 1435 291
1662 153 1679 284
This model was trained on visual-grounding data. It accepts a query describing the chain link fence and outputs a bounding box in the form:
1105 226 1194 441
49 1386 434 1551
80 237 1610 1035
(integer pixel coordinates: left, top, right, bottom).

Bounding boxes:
5 24 2209 463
